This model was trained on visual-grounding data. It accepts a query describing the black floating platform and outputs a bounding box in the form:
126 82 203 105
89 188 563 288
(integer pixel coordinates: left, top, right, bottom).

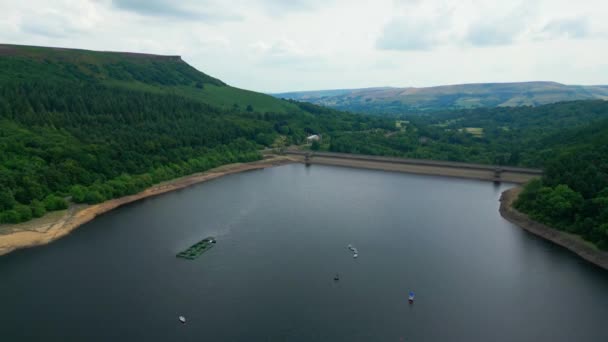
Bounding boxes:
176 237 216 260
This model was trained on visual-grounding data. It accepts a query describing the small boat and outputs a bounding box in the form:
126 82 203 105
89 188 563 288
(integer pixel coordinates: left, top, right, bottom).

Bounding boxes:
179 316 186 324
334 273 340 281
348 244 355 251
408 291 415 303
353 253 358 258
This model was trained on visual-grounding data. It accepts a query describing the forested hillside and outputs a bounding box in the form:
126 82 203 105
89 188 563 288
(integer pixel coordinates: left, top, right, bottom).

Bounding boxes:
0 44 301 113
0 44 391 223
329 100 608 167
514 119 608 250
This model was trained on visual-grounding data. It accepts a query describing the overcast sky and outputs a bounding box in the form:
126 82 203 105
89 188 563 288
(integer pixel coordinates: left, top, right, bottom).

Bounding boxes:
1 0 606 92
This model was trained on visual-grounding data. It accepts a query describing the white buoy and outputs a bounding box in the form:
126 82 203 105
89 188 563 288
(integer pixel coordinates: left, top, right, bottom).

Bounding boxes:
179 316 186 324
353 253 358 258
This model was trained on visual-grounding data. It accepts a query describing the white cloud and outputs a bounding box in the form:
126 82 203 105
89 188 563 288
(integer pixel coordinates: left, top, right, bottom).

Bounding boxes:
462 1 539 46
251 39 306 63
254 0 328 15
376 0 604 50
539 17 590 39
19 11 86 38
376 0 458 51
110 0 240 21
15 2 103 39
376 16 441 51
0 0 606 92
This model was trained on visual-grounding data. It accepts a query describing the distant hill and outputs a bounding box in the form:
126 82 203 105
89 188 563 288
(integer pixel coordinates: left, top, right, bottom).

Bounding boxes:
273 82 608 114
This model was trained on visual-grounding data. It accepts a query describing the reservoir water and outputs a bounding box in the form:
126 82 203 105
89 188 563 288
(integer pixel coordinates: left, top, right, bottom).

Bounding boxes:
1 164 607 341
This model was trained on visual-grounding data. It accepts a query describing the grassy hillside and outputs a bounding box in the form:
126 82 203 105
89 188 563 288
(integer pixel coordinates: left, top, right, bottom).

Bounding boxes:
0 44 392 224
0 44 299 114
274 82 608 114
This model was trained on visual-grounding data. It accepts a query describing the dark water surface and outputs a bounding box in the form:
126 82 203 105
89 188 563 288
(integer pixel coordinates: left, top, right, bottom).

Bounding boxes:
1 164 607 341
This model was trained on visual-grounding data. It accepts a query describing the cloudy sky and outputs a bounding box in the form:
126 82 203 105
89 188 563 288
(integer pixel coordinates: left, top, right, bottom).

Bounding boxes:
0 0 606 92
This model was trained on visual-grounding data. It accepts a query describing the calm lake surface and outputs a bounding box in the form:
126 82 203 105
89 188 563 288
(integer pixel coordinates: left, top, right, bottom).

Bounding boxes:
1 164 607 341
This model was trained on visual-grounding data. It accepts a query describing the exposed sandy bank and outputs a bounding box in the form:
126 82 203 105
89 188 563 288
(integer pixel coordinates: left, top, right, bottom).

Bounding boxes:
0 156 294 257
500 187 608 271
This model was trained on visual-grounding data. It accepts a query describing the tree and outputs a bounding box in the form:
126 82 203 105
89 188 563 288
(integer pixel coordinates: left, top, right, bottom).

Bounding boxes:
70 185 87 203
594 223 608 250
30 199 46 218
544 185 583 224
0 210 20 224
43 194 68 211
0 188 16 211
311 140 321 151
84 190 105 204
514 179 543 211
14 204 32 222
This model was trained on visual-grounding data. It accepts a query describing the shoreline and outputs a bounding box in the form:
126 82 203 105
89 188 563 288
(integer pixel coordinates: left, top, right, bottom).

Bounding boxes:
500 187 608 271
0 156 295 257
2 153 581 267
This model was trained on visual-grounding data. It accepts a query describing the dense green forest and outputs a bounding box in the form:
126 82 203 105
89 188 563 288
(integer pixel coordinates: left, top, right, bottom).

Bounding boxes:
329 101 608 167
0 45 391 223
514 119 608 250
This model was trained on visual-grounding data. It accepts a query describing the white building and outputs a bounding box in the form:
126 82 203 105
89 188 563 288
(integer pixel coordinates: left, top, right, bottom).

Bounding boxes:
306 134 321 143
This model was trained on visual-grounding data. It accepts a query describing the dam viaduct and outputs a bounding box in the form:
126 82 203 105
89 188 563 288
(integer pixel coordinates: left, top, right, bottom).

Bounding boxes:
282 150 543 184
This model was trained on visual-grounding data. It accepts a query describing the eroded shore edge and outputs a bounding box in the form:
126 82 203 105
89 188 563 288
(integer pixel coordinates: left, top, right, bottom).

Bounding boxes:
0 156 294 257
500 187 608 271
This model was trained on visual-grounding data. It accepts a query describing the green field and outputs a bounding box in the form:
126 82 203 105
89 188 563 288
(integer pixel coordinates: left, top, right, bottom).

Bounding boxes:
395 120 409 129
460 127 484 137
